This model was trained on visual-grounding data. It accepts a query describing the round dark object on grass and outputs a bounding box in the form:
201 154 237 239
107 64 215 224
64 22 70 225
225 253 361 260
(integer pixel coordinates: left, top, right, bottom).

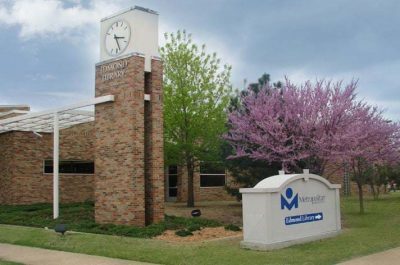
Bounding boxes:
54 224 68 235
191 209 201 217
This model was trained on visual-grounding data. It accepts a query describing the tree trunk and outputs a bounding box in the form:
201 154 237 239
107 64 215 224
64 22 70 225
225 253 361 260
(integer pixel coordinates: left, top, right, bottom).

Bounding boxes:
357 181 364 214
186 159 195 207
376 185 380 199
369 183 376 200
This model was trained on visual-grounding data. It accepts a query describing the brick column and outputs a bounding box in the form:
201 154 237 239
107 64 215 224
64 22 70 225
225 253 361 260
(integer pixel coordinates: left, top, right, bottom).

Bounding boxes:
144 58 165 224
94 55 146 226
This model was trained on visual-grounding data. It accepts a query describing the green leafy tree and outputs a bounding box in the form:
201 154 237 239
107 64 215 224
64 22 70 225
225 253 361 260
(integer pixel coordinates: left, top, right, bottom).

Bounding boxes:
248 73 270 93
160 30 232 207
364 165 385 199
247 73 282 93
378 164 400 192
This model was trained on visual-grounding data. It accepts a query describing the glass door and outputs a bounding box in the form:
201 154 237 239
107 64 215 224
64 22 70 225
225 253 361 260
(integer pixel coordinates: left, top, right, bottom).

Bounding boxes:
167 166 178 201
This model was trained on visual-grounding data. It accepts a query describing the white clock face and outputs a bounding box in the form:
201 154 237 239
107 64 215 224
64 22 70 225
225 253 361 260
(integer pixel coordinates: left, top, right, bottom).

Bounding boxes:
104 20 131 57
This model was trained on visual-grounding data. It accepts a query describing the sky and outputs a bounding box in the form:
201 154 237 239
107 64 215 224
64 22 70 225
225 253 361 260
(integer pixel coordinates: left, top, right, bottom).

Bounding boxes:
0 0 399 121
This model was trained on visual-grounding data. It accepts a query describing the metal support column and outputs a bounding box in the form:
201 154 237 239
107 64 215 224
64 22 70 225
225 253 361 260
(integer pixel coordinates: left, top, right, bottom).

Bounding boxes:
53 112 59 219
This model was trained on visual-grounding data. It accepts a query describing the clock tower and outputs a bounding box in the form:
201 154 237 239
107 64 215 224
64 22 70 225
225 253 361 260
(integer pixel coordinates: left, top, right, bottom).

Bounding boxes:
99 6 159 71
94 6 164 226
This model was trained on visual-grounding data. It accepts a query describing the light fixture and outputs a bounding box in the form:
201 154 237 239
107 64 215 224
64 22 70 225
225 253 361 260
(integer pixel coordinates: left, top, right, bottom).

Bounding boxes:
54 224 67 235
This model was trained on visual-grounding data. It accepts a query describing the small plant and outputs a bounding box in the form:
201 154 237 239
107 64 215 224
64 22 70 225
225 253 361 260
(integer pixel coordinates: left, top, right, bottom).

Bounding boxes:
224 224 241 231
175 229 193 237
187 224 202 232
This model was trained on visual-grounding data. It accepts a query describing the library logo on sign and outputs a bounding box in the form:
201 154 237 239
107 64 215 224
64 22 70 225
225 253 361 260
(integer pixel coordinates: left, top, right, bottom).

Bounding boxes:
281 188 298 210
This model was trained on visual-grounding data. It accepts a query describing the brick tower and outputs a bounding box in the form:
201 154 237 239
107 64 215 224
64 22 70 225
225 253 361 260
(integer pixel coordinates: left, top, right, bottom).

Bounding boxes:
94 7 164 226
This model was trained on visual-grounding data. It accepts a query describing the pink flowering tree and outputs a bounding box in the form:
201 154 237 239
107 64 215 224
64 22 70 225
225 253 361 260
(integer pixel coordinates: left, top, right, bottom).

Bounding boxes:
340 105 400 212
225 79 359 175
225 79 400 213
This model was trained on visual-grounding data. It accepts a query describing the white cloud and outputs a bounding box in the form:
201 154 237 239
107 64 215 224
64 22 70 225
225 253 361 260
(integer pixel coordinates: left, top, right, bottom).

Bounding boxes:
0 0 123 39
278 62 400 121
0 0 132 65
26 73 56 81
33 90 85 98
0 0 240 67
159 20 241 65
159 19 243 90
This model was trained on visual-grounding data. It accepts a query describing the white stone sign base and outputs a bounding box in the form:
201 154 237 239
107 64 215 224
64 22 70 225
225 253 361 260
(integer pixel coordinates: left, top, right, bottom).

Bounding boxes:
240 171 341 250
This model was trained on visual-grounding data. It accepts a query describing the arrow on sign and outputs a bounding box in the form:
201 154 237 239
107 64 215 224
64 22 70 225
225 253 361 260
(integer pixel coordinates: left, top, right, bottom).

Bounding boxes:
315 214 322 220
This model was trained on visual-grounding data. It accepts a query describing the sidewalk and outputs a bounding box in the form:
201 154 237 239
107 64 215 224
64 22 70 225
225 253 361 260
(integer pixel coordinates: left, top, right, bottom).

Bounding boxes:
0 243 158 265
2 242 399 265
337 247 400 265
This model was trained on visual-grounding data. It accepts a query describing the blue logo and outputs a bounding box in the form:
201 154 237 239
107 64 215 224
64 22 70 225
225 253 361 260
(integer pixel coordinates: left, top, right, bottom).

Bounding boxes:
281 188 298 210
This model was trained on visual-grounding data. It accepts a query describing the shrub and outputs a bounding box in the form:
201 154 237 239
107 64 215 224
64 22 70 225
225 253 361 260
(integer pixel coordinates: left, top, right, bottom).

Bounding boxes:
224 224 241 231
187 224 202 232
164 215 220 230
175 229 193 237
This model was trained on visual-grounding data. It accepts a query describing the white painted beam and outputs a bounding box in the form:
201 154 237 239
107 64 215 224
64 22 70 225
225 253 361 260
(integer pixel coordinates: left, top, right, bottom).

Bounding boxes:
53 113 59 219
0 95 114 126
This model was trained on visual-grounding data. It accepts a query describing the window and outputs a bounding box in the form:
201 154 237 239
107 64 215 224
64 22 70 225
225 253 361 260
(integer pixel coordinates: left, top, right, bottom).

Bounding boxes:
167 165 178 198
44 160 94 174
200 162 226 187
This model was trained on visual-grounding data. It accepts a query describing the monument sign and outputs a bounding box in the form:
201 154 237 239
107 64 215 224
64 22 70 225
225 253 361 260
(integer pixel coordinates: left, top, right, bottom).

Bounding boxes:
240 170 341 250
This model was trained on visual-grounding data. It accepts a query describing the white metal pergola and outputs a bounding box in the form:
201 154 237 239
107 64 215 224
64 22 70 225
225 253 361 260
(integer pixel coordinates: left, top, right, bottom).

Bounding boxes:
0 95 114 219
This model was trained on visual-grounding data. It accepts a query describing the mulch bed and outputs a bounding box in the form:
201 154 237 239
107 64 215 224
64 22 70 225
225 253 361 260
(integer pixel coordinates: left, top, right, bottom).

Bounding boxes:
155 227 242 242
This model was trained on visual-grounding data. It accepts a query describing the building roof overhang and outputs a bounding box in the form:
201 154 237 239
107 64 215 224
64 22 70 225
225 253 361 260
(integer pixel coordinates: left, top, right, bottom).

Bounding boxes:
0 95 114 134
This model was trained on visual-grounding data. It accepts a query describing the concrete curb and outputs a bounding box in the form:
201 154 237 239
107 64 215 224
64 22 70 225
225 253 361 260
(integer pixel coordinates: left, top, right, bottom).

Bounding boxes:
0 243 159 265
336 247 400 265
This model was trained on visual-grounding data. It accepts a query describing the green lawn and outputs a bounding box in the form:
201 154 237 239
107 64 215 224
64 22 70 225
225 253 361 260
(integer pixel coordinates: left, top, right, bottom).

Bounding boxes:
0 260 23 265
0 194 400 265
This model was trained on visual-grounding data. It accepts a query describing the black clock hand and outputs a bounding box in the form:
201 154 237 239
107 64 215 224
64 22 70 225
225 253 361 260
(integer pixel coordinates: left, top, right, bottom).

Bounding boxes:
114 34 121 50
114 34 125 39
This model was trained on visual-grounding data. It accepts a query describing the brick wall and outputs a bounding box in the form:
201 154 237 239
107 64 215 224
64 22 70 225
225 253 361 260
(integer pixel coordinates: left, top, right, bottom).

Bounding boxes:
0 106 30 112
0 122 95 205
144 59 165 224
0 106 30 120
94 54 164 226
324 163 372 196
173 164 236 202
324 163 345 189
0 132 14 204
